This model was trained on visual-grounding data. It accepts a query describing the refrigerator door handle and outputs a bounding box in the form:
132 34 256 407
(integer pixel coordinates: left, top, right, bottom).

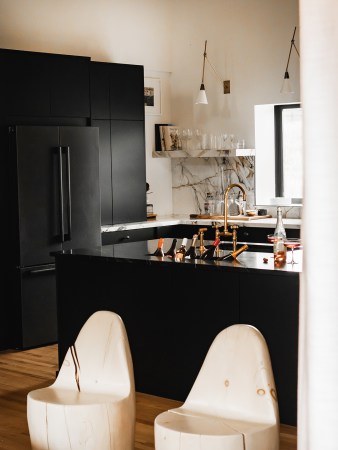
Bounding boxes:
57 146 65 243
63 146 72 241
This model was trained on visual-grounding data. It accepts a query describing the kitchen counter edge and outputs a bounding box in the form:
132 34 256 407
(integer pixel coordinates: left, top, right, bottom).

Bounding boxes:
101 215 301 233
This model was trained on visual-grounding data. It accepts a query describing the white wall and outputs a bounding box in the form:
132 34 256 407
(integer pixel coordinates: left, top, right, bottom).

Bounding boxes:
0 0 299 217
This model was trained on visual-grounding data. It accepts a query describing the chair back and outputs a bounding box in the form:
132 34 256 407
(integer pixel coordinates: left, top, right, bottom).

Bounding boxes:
184 324 279 424
54 310 134 396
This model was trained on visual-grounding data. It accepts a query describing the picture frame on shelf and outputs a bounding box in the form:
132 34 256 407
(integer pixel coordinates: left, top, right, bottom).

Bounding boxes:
144 77 161 115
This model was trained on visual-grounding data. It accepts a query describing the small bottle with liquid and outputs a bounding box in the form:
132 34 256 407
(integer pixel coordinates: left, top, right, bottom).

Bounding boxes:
185 234 198 259
164 238 177 258
273 206 287 265
152 237 165 257
175 238 188 261
200 238 220 260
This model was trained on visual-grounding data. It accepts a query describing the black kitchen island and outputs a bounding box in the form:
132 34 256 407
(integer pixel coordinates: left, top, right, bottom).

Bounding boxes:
54 239 300 426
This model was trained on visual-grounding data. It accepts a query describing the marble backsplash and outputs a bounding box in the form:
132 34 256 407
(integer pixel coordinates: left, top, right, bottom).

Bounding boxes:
171 156 302 219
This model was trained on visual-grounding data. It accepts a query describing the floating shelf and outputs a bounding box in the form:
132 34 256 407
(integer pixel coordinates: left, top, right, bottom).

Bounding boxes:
152 148 255 158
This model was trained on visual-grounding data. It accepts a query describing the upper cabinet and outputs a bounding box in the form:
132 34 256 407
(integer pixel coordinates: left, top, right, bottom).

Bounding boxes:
90 61 147 225
90 61 145 121
48 54 90 118
0 49 90 118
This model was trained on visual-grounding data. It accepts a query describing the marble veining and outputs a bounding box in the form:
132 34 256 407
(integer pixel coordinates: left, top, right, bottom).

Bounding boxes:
171 156 302 219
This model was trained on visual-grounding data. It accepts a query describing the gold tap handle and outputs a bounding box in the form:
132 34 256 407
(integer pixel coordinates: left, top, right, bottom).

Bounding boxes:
198 227 207 255
231 244 248 260
212 223 222 257
230 224 238 252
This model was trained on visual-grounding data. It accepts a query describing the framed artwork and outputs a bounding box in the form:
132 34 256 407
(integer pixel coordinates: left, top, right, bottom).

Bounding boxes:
144 77 161 115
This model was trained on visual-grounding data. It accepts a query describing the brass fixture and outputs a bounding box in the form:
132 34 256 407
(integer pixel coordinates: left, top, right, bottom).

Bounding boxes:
231 243 249 260
212 222 222 257
222 183 246 252
198 227 208 256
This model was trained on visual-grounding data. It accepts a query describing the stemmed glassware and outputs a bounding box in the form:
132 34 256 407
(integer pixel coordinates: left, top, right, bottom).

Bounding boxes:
228 134 235 149
194 129 202 149
284 238 302 264
181 128 193 150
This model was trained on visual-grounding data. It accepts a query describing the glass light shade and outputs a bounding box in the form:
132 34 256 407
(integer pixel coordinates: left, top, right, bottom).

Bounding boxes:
195 84 208 104
281 72 294 94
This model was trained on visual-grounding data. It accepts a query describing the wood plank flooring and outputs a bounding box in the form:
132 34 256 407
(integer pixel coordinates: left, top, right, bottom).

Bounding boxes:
0 344 297 450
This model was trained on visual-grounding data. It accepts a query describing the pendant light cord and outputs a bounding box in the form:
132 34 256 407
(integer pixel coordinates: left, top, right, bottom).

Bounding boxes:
285 26 300 73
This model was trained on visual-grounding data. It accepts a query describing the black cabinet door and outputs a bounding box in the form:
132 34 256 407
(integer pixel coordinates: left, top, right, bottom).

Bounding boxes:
0 49 50 117
239 272 299 426
0 49 90 119
101 228 157 245
17 266 58 349
49 54 90 118
111 120 146 224
92 119 112 224
109 64 145 121
90 61 145 121
90 62 111 119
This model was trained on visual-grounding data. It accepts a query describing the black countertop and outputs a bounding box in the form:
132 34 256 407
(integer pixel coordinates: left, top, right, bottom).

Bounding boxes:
54 239 302 276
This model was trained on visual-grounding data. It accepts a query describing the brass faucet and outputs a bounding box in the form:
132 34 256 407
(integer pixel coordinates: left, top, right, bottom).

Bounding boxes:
198 227 208 256
221 183 247 252
212 222 222 257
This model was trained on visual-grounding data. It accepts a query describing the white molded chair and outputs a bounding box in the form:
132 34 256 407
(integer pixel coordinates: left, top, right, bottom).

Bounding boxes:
155 324 279 450
27 310 135 450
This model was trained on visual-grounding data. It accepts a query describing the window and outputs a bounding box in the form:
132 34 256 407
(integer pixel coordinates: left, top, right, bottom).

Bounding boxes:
275 104 303 202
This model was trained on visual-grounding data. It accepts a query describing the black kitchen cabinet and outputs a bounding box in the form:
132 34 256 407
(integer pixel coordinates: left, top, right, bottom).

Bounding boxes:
55 253 239 401
92 118 146 225
102 228 157 245
12 265 57 349
239 272 299 426
90 61 145 121
49 54 90 118
90 61 146 225
237 225 300 242
111 120 146 224
0 49 90 118
0 49 50 117
54 243 299 425
91 61 146 225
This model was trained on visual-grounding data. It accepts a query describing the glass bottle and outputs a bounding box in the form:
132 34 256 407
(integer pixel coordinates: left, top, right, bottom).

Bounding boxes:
152 238 164 257
273 206 287 265
200 238 220 260
185 234 198 259
175 238 188 261
204 192 214 215
164 238 177 258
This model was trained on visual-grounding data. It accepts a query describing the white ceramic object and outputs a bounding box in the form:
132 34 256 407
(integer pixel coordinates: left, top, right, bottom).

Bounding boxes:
27 310 135 450
154 324 279 450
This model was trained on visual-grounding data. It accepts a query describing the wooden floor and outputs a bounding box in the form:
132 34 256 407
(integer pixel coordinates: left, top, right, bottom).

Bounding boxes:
0 344 297 450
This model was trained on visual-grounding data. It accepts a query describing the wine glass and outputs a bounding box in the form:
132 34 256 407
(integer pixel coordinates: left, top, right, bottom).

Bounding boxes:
194 129 203 149
267 234 276 258
181 128 193 150
284 238 302 264
228 134 235 149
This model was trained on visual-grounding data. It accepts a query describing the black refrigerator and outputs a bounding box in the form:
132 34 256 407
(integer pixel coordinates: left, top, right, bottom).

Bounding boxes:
6 125 101 349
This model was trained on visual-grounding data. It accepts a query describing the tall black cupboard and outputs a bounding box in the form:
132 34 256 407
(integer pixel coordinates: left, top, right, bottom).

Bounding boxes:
90 62 147 225
0 48 147 350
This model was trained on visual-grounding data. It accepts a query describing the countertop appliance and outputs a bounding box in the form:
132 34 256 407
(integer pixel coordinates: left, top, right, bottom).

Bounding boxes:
7 125 101 349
